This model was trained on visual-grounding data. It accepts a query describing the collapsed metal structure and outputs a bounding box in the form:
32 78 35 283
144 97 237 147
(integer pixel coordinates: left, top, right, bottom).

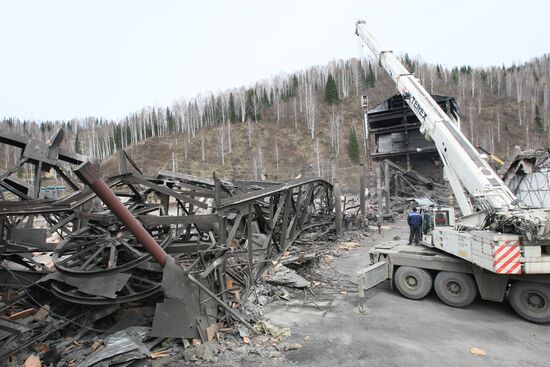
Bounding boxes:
499 147 550 208
0 130 334 358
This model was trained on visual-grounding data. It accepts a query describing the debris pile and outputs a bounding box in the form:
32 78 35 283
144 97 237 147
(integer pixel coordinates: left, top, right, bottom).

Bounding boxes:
380 160 451 212
334 159 452 235
0 130 335 365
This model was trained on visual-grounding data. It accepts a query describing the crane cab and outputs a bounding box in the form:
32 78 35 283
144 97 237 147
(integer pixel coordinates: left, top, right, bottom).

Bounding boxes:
421 207 455 246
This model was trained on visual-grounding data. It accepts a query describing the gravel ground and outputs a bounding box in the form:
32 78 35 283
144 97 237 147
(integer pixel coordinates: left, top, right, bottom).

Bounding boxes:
258 222 550 367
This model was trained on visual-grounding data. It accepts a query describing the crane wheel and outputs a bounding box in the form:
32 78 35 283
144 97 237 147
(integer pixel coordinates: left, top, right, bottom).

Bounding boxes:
394 266 433 300
509 281 550 323
434 271 477 308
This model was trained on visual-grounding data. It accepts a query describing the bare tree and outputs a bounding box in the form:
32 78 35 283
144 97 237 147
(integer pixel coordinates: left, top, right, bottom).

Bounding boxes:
217 124 225 165
516 73 523 126
257 146 265 180
251 146 266 181
328 111 343 158
200 129 205 162
477 83 484 114
524 100 529 147
314 138 321 176
273 86 281 125
184 133 189 161
305 84 316 139
226 118 232 154
251 94 261 123
469 103 475 143
246 118 253 148
275 142 279 172
293 98 298 129
470 69 477 99
496 107 501 143
239 92 246 123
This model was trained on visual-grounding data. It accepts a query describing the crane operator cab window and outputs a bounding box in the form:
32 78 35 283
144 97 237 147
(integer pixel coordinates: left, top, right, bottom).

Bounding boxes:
434 210 450 226
423 207 454 235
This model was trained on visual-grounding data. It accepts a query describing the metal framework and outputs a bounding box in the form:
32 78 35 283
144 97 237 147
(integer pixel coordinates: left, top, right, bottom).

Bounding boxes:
1 129 335 342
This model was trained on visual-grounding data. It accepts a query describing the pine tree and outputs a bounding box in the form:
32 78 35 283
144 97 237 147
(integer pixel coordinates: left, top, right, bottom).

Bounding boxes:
347 127 360 164
74 131 82 154
228 93 237 123
215 96 223 122
291 75 299 97
460 65 472 75
356 60 367 90
403 53 415 72
125 124 131 145
262 88 270 106
534 105 544 133
451 67 459 85
366 63 376 88
324 73 339 105
151 108 158 136
114 125 122 149
166 107 175 133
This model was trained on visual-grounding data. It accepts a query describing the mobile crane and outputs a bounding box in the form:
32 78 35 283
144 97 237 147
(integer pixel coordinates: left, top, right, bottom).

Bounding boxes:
355 20 550 322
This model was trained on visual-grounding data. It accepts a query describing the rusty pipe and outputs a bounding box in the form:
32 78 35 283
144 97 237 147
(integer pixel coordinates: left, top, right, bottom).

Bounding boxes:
74 161 168 267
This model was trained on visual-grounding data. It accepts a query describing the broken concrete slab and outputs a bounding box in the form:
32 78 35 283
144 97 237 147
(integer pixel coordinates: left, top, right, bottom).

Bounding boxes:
264 265 310 288
254 320 291 338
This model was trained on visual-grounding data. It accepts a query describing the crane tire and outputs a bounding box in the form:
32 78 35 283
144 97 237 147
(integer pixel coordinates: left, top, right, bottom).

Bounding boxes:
394 266 433 300
434 271 477 308
509 281 550 323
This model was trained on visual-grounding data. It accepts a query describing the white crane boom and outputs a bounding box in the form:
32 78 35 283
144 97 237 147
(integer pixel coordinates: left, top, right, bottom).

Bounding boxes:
355 20 518 216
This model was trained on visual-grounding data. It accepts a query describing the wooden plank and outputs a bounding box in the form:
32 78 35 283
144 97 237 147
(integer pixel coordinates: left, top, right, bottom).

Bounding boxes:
8 308 35 321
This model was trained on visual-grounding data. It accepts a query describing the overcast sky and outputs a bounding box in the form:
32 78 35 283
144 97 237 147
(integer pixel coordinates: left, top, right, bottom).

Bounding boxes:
0 0 548 121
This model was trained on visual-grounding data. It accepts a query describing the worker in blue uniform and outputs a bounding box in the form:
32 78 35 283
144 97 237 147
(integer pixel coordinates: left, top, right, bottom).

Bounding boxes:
407 207 422 245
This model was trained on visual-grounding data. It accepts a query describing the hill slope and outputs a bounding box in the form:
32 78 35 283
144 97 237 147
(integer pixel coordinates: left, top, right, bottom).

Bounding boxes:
2 55 549 191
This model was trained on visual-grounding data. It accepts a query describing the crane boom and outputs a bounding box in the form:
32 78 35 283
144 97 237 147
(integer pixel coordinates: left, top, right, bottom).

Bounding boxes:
355 20 550 243
355 20 516 216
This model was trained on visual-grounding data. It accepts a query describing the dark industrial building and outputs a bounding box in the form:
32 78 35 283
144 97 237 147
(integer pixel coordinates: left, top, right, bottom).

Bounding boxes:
367 93 461 181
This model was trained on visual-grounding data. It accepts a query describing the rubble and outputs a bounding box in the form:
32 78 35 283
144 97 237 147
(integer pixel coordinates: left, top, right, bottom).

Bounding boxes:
75 327 150 367
263 265 311 288
253 320 291 338
0 130 336 365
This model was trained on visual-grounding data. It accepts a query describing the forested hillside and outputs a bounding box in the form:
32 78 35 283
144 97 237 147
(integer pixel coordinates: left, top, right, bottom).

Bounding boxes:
2 54 549 186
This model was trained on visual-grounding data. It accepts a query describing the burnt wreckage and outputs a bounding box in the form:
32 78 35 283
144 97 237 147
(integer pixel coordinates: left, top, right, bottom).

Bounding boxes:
0 130 334 359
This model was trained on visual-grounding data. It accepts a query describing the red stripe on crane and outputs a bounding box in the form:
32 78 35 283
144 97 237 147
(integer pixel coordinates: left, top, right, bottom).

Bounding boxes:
503 261 521 274
494 240 512 257
494 245 519 264
495 249 521 273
